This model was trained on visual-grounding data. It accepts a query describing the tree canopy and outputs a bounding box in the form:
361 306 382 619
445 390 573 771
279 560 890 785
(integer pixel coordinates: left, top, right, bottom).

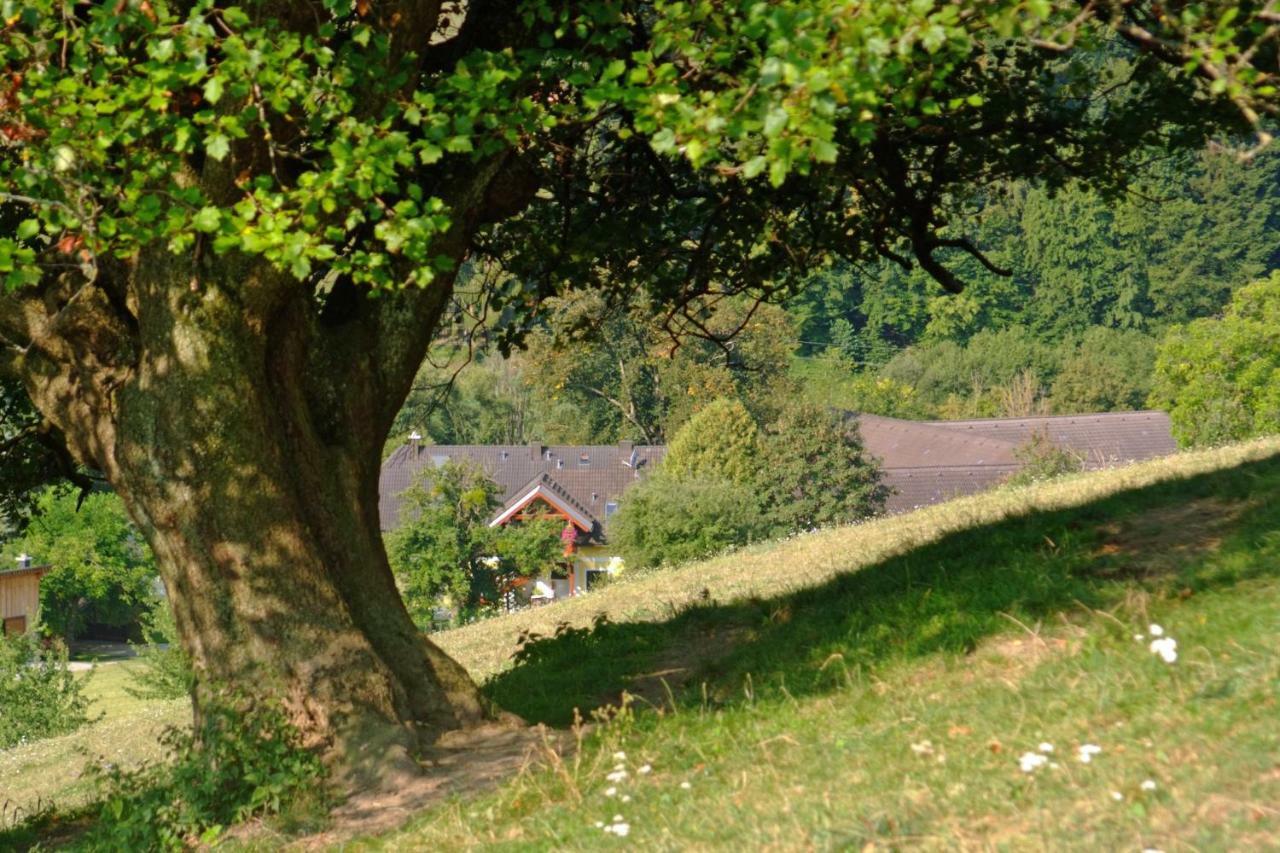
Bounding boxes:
1150 272 1280 446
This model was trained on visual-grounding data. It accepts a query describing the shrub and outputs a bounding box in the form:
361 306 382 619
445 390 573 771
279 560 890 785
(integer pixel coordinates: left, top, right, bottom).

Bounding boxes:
611 474 766 569
0 634 91 749
1005 429 1084 487
758 404 888 533
1051 327 1158 413
662 397 761 485
82 695 329 850
127 597 193 701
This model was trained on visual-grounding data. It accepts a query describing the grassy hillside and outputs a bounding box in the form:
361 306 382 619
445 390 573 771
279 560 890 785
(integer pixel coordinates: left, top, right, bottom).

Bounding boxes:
363 440 1280 849
3 440 1279 848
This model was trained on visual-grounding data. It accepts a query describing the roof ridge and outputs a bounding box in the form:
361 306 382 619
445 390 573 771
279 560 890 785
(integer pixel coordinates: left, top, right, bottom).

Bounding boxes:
857 413 1024 451
925 410 1169 426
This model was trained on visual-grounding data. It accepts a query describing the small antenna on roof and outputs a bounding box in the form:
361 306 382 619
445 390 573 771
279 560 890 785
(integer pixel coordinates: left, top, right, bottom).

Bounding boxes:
622 447 638 468
408 431 422 452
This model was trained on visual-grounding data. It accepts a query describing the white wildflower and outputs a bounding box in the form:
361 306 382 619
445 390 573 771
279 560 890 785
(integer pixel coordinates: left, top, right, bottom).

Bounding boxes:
910 740 934 756
1019 752 1048 773
613 751 627 761
606 769 629 783
604 786 617 797
1037 742 1054 753
1134 634 1145 642
637 764 652 775
1149 636 1178 663
595 821 604 829
613 814 624 822
1148 623 1164 637
605 822 631 837
1141 779 1157 791
1111 791 1124 801
621 795 632 803
1077 743 1102 763
680 781 692 790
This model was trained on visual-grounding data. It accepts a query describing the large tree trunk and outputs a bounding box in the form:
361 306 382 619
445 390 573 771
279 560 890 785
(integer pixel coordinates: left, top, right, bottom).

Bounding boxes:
11 249 496 790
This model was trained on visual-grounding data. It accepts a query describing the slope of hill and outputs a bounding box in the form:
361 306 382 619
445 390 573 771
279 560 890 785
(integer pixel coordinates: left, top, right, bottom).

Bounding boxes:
4 441 1279 848
365 439 1280 849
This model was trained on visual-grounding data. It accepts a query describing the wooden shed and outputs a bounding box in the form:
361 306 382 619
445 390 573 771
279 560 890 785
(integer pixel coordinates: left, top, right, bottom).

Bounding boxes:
0 560 51 636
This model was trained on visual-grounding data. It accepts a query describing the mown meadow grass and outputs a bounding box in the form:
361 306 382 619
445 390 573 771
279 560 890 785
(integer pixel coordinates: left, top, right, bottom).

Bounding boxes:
0 659 187 827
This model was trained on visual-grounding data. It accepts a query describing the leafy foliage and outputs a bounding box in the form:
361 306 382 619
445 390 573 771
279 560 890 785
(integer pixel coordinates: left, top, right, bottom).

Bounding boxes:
386 460 563 621
1004 429 1085 487
1150 272 1280 446
662 398 761 486
82 696 328 850
127 596 194 702
0 634 91 749
613 400 885 567
3 488 157 641
609 474 765 570
759 404 888 532
1050 327 1158 414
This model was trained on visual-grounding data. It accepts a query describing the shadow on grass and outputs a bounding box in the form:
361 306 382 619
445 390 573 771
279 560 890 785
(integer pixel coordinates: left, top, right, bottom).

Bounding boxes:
485 453 1280 726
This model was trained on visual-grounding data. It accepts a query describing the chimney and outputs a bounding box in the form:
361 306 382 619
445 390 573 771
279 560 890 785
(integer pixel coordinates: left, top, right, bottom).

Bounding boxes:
529 441 544 461
408 430 422 453
16 553 31 569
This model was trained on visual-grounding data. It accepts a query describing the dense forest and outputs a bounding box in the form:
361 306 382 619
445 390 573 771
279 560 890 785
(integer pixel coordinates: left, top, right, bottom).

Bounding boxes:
396 145 1280 448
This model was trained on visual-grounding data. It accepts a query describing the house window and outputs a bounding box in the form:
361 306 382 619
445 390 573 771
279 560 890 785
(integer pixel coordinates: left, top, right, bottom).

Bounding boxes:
578 453 590 467
605 501 619 518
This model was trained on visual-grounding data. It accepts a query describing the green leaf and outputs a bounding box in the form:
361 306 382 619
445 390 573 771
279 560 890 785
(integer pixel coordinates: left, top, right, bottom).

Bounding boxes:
741 156 768 179
192 207 222 233
203 76 224 105
206 133 231 162
16 220 40 241
763 106 790 138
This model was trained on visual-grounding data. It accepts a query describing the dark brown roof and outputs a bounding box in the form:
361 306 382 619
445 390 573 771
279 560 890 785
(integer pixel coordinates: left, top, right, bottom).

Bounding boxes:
378 442 665 538
858 414 1021 468
925 411 1178 468
879 465 1022 514
378 411 1177 531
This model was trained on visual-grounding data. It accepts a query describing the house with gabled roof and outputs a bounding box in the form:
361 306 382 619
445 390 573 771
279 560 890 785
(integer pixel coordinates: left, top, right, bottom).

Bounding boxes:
379 440 664 599
378 410 1177 602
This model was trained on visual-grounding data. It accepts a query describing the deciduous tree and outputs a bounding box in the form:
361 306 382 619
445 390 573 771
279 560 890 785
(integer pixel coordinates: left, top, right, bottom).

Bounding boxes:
1 0 1276 788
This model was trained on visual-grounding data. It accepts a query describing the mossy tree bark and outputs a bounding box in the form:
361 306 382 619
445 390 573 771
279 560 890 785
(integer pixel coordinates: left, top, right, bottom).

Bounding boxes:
2 237 504 788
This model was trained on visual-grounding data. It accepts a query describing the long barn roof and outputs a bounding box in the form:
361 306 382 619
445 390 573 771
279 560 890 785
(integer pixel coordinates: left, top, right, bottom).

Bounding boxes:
378 411 1178 530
